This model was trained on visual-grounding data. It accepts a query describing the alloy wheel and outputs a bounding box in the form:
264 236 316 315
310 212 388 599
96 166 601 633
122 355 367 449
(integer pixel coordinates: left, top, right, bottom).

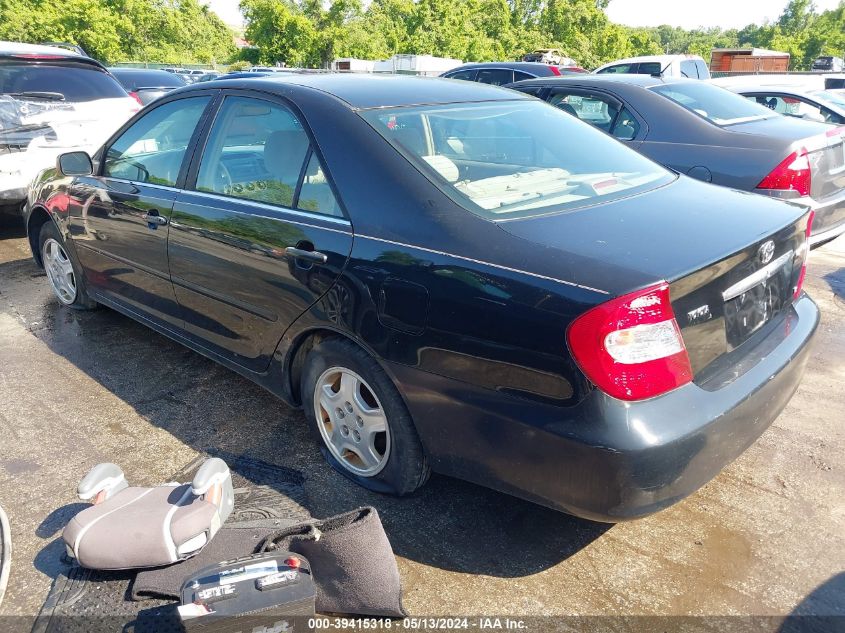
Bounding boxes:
313 367 391 476
42 238 77 305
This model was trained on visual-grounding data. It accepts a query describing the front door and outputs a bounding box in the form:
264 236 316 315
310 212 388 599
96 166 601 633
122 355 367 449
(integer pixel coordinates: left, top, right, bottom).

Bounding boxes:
68 96 213 327
168 94 354 371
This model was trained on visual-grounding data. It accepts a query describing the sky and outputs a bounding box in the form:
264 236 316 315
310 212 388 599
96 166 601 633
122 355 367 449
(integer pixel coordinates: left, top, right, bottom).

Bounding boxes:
206 0 244 27
205 0 842 29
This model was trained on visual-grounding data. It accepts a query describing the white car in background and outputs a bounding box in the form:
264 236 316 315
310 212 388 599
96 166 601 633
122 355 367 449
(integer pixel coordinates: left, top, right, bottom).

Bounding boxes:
713 76 845 125
0 42 139 220
594 54 711 79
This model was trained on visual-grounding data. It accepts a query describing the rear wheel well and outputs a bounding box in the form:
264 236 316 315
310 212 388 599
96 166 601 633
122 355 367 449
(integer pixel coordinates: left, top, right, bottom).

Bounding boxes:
287 329 348 406
27 207 52 267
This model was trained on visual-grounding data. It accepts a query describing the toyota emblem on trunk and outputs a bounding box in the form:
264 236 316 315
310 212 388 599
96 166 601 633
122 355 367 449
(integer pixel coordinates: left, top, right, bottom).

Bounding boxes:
758 240 775 265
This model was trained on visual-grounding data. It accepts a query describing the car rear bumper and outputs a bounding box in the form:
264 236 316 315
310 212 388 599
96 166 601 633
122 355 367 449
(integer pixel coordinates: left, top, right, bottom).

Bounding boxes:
808 187 845 246
388 294 819 522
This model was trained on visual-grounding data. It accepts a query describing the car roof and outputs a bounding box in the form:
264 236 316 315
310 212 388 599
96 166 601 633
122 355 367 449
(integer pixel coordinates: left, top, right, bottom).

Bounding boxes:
512 73 673 88
721 84 817 96
445 61 568 74
596 54 702 67
108 67 172 74
190 73 532 109
0 40 84 57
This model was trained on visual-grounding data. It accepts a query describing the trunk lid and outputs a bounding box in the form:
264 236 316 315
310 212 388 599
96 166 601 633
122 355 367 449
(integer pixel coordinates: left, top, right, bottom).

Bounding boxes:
497 175 810 376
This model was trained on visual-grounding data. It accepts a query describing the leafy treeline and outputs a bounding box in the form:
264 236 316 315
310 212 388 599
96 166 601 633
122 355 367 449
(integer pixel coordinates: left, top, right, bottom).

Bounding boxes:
0 0 236 64
635 0 845 70
242 0 845 70
0 0 842 70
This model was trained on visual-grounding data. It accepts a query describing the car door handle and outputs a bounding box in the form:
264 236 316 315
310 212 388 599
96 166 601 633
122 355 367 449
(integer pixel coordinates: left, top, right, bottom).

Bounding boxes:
285 247 328 264
143 213 167 226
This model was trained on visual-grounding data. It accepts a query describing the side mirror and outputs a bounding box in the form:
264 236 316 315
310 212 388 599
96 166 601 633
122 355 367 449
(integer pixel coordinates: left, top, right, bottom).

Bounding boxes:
57 151 93 177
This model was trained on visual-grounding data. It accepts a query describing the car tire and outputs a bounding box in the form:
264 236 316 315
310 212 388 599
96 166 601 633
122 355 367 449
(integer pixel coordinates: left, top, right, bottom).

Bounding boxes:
301 337 430 496
39 221 97 310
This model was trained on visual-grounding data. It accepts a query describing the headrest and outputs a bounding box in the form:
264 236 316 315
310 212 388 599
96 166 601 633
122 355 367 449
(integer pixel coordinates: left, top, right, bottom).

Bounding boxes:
422 155 460 183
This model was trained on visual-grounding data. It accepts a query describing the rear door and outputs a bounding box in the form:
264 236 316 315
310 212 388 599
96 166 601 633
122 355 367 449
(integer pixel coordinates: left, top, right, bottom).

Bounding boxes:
69 95 213 327
168 93 353 371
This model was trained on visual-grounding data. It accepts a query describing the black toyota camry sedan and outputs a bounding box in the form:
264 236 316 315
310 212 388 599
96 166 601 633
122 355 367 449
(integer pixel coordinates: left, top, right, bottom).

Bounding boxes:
25 75 818 521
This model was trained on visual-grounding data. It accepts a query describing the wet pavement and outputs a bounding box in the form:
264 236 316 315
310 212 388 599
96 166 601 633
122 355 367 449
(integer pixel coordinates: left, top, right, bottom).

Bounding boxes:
0 221 843 623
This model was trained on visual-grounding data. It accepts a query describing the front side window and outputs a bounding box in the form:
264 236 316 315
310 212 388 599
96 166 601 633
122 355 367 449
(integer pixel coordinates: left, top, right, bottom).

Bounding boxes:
445 70 477 81
195 96 341 216
361 100 671 220
103 96 210 185
748 93 842 124
651 81 775 126
597 63 635 74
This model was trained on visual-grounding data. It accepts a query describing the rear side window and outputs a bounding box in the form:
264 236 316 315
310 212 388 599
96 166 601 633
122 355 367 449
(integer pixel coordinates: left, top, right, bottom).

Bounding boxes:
476 69 514 86
195 96 341 217
104 96 210 186
549 92 619 131
637 62 662 75
0 64 127 102
651 82 775 126
513 71 534 82
549 91 640 140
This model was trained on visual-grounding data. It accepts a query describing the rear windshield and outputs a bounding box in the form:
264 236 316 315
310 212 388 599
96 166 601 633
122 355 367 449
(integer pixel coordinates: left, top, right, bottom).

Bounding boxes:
111 70 185 89
0 63 127 102
361 100 672 220
651 81 776 126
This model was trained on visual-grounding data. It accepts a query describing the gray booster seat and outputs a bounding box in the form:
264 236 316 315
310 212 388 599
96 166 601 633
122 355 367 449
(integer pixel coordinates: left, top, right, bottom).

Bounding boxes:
62 458 234 570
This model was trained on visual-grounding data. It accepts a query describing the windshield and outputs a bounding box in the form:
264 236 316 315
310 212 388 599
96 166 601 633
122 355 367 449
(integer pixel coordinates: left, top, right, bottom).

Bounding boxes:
361 100 672 220
0 64 127 102
651 81 776 126
815 90 845 109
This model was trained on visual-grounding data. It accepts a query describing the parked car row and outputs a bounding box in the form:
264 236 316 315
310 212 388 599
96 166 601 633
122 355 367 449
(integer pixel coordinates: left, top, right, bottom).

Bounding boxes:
21 70 823 521
0 42 139 219
504 74 845 245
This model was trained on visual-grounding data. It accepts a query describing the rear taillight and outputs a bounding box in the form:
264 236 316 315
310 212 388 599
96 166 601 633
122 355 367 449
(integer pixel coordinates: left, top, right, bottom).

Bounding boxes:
793 210 815 299
548 65 562 76
757 149 811 197
567 282 693 401
128 91 143 106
